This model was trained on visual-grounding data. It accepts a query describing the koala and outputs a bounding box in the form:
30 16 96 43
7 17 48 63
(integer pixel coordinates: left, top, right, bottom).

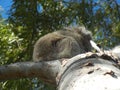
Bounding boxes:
33 26 92 61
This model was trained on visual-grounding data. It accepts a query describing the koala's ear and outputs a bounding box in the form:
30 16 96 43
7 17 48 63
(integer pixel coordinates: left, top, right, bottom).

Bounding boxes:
51 36 65 47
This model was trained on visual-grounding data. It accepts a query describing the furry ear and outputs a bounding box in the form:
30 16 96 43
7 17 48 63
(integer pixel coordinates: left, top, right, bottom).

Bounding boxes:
51 36 65 48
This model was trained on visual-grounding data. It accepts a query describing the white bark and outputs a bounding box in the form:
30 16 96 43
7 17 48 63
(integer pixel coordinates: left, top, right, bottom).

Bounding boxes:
58 58 120 90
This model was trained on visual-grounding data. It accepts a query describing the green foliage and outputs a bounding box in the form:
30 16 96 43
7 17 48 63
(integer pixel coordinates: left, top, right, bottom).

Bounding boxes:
0 23 23 64
0 79 33 90
113 22 120 37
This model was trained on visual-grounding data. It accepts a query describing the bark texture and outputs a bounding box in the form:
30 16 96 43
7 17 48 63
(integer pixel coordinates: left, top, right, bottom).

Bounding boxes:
0 60 61 85
58 58 120 90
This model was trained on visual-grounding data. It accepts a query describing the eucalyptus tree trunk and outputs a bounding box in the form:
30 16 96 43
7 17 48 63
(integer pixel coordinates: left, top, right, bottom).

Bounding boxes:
57 53 120 90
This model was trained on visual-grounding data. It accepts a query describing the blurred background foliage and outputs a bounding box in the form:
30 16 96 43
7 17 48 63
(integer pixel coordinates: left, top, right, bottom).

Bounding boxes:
0 0 120 89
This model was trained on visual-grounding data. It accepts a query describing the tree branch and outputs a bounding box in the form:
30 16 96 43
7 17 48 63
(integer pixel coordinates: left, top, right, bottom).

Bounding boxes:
0 60 61 85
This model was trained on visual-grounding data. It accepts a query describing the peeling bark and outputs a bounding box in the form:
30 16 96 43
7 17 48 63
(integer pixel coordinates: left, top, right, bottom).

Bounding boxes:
58 58 120 90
